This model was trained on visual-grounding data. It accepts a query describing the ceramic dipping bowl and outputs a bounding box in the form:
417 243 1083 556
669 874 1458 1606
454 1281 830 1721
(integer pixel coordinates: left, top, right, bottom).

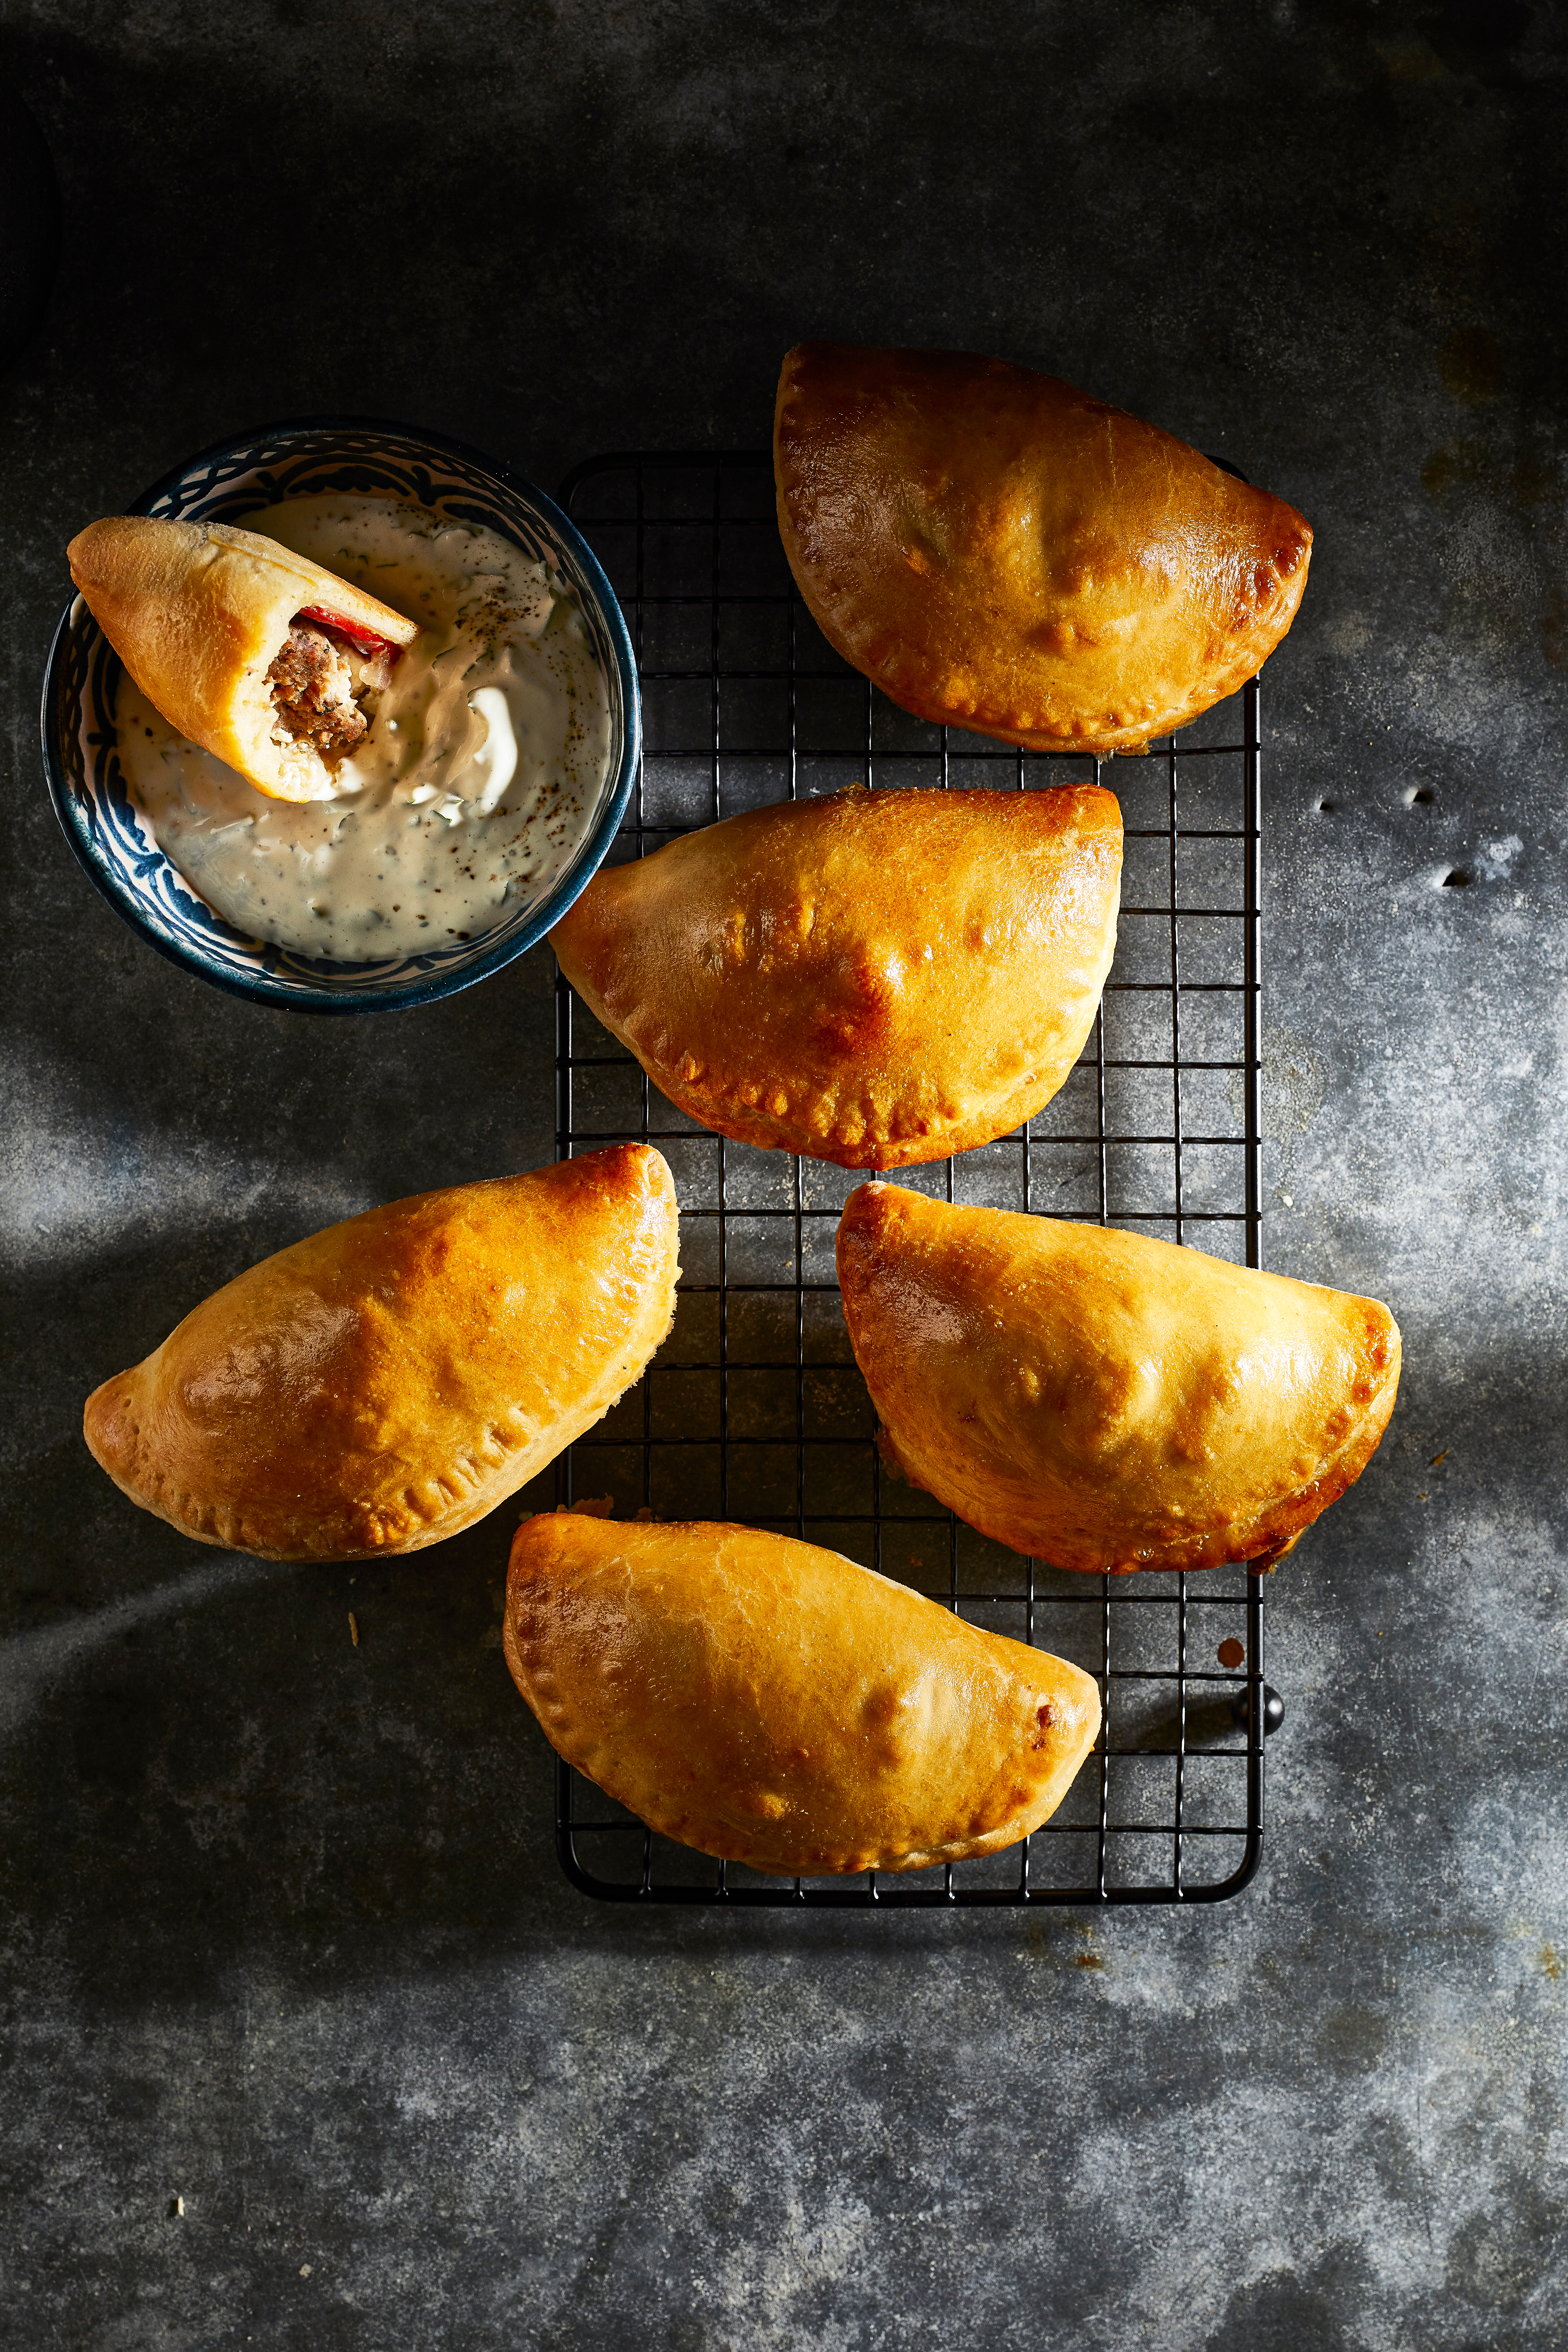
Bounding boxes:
41 416 640 1013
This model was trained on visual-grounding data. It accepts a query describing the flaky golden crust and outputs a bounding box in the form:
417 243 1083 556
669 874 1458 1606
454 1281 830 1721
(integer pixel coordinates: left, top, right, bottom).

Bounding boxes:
774 343 1312 755
504 1517 1100 1874
549 786 1122 1169
82 1146 679 1562
837 1185 1400 1576
67 515 419 803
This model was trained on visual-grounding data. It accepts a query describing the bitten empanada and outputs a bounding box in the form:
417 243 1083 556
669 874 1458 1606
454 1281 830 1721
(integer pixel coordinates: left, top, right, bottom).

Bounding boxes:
775 343 1312 755
504 1515 1101 1874
83 1146 679 1562
67 514 421 802
837 1185 1400 1575
549 785 1122 1168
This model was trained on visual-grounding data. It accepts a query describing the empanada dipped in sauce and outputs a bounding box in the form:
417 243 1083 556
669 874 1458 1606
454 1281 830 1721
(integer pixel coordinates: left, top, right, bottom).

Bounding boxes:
67 514 421 802
83 1146 679 1563
549 785 1122 1169
775 343 1312 755
837 1185 1400 1577
504 1515 1101 1875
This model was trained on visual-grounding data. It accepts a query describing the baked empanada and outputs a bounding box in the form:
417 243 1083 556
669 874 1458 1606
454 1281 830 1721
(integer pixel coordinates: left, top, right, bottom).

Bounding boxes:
504 1515 1100 1874
775 342 1312 755
67 514 421 802
550 785 1122 1168
83 1146 679 1561
837 1185 1400 1575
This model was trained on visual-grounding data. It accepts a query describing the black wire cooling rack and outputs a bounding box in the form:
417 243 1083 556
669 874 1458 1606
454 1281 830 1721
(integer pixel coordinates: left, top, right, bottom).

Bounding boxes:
549 449 1273 1908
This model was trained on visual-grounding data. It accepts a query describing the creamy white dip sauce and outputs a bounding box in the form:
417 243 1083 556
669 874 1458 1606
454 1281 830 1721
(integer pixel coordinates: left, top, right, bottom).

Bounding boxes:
114 494 612 960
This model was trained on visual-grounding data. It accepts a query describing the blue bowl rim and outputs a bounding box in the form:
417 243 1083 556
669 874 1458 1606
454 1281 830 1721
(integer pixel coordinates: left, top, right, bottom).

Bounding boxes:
39 412 642 1015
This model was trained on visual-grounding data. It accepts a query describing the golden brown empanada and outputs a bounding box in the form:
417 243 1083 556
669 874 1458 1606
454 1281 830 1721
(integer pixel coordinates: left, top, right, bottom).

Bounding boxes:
775 343 1312 755
83 1146 679 1562
504 1515 1101 1874
837 1185 1400 1575
549 785 1122 1168
67 514 420 802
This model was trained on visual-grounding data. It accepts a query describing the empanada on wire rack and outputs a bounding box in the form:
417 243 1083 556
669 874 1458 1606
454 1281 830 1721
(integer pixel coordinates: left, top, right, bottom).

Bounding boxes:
550 784 1121 1169
775 342 1312 755
505 1515 1101 1875
83 1145 679 1561
837 1184 1400 1577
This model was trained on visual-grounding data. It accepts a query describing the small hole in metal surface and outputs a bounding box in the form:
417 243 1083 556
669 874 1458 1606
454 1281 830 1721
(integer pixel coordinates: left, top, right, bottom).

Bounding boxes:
1441 868 1470 887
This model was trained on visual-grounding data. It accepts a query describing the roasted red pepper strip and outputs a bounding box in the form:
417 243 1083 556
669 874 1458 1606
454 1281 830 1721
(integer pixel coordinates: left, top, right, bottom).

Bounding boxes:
294 604 400 662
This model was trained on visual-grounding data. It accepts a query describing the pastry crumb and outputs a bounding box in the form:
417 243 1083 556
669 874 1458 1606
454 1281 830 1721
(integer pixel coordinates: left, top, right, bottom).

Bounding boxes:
348 1611 359 1647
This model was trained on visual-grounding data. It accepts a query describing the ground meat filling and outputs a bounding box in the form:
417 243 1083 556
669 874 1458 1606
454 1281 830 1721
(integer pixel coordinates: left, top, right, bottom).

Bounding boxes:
266 623 369 761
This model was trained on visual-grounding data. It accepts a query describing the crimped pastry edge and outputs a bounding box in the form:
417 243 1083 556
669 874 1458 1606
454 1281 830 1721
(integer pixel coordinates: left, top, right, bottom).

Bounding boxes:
873 1334 1402 1578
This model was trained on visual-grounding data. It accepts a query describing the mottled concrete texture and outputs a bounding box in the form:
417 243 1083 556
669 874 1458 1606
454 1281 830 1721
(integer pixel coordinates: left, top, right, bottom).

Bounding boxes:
3 4 1566 2345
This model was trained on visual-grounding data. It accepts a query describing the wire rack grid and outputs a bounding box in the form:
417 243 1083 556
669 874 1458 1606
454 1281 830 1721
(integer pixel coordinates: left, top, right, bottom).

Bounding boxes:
548 449 1269 1909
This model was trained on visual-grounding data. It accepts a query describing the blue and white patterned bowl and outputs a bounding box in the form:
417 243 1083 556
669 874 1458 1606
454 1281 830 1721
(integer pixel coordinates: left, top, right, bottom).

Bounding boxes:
40 417 640 1013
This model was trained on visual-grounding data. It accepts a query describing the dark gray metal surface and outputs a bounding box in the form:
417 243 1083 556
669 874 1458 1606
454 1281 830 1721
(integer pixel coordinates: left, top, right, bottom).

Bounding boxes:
3 5 1564 2345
